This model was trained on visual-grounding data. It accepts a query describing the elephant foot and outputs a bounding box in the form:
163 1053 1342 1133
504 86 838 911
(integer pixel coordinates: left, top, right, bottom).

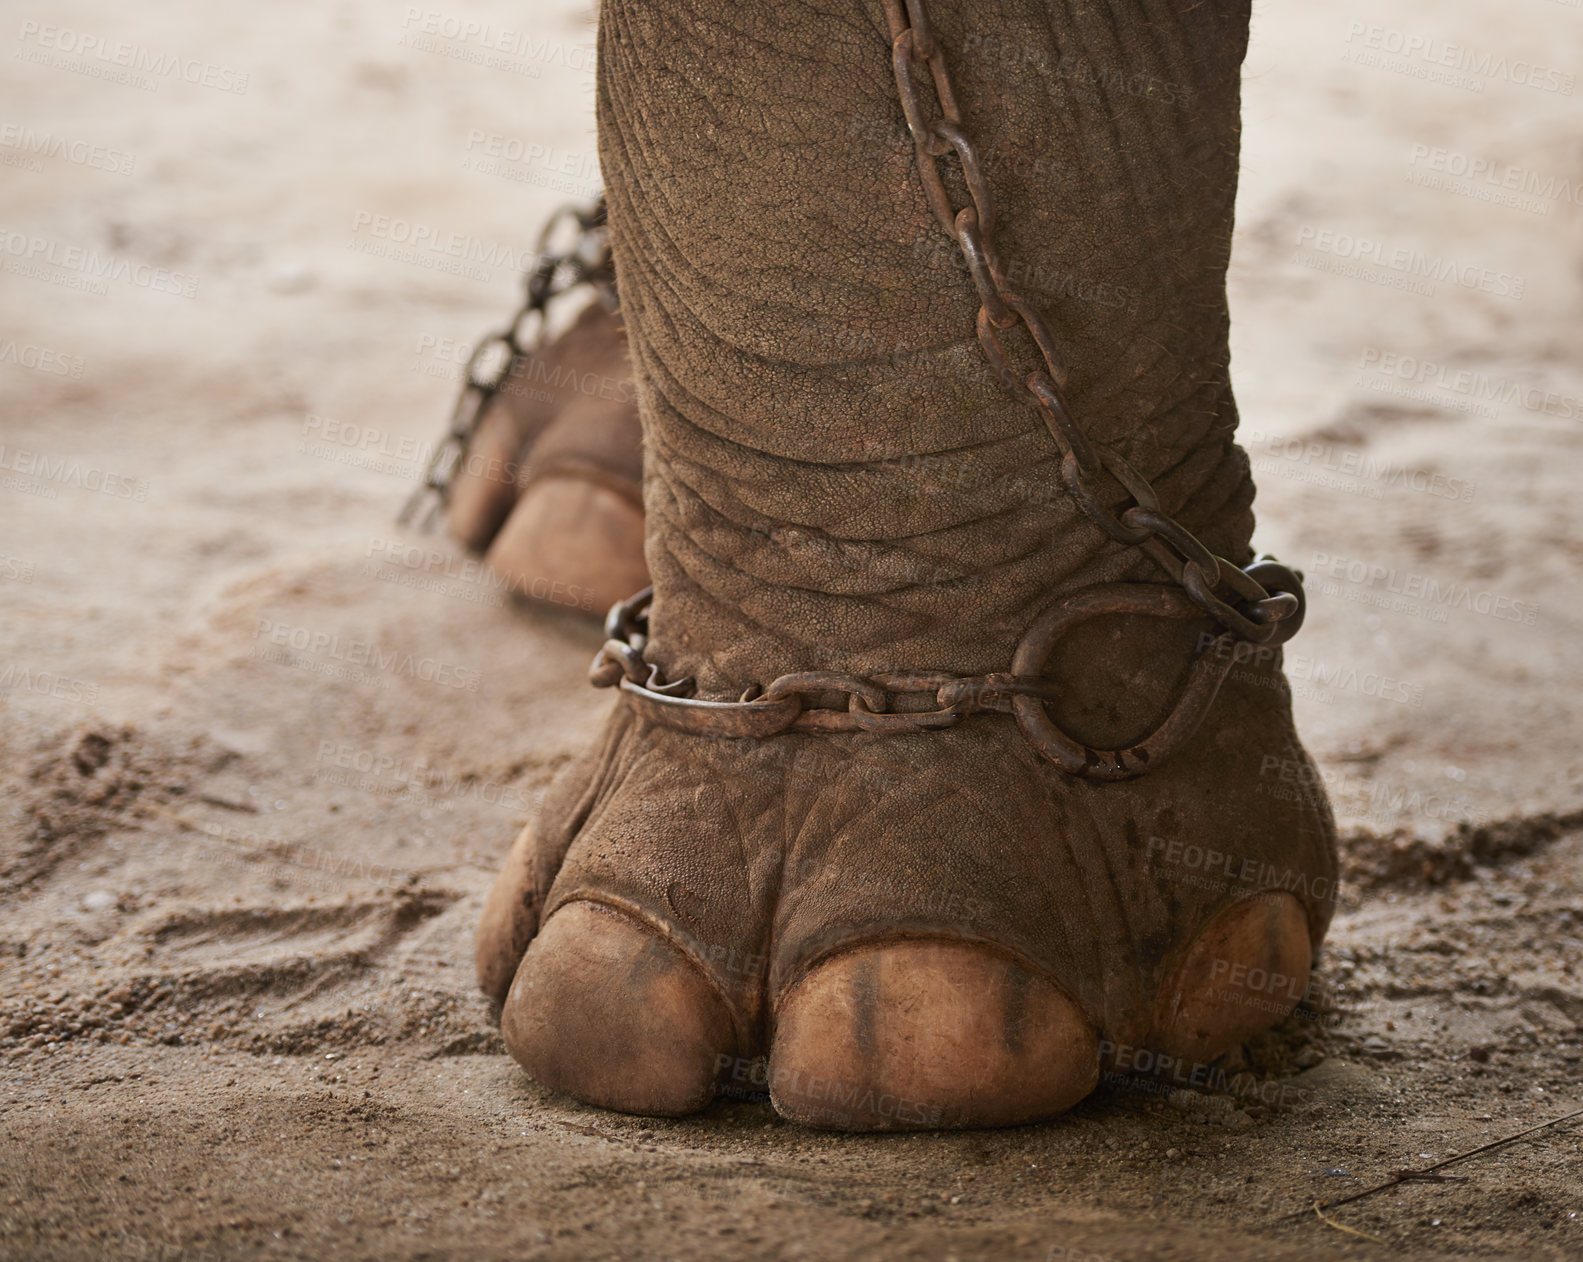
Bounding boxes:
475 0 1338 1130
481 657 1335 1129
445 301 647 617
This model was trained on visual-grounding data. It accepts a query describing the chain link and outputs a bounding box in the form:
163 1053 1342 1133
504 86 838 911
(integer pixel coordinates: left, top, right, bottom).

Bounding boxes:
591 588 1069 738
880 0 1301 646
593 587 1243 779
398 195 615 531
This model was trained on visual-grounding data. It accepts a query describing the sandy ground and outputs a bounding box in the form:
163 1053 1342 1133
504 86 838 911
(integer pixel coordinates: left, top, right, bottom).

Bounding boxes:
3 0 1582 1257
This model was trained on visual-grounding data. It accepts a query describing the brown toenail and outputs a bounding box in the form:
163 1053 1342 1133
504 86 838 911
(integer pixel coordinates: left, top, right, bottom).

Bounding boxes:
770 940 1098 1131
446 404 526 553
485 477 647 617
502 901 736 1117
1150 893 1312 1064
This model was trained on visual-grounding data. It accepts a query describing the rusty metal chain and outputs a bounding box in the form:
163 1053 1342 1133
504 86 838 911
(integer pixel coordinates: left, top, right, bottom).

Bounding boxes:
591 589 1061 730
588 5 1314 779
590 588 1239 778
880 0 1302 647
399 195 615 530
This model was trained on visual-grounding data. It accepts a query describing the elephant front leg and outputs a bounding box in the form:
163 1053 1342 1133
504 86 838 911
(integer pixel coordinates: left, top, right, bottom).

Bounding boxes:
478 0 1336 1129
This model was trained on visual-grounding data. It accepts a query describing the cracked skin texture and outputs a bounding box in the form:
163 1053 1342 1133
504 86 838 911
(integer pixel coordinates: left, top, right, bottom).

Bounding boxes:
477 0 1338 1128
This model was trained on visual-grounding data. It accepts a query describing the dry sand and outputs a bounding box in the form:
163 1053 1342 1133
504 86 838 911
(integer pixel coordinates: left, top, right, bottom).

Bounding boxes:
2 0 1581 1257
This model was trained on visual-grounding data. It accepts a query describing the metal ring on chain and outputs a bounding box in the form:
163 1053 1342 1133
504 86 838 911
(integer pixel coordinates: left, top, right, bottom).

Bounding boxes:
1008 585 1237 780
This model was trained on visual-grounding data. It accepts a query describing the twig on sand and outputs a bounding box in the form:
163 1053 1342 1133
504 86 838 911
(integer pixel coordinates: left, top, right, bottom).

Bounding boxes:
1312 1201 1385 1244
1276 1105 1583 1227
